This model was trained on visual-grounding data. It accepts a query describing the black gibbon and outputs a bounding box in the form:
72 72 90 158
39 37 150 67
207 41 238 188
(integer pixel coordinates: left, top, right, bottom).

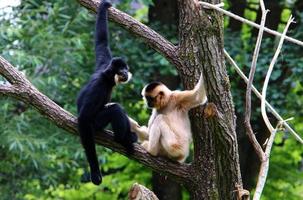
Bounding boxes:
77 1 137 185
131 74 207 162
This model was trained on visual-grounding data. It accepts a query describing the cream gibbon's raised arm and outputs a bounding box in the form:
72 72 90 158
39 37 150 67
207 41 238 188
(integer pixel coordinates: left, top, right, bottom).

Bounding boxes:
130 73 207 163
174 73 207 110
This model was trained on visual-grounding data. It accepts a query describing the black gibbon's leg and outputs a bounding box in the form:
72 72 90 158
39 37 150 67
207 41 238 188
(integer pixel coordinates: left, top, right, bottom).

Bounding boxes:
95 0 112 69
78 117 102 185
94 104 138 152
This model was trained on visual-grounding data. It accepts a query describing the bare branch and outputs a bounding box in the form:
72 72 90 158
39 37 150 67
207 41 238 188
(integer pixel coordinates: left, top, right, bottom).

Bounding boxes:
198 2 303 47
0 84 17 96
0 56 30 85
77 0 182 70
253 127 278 200
0 55 191 183
224 50 303 144
244 0 268 161
261 16 295 133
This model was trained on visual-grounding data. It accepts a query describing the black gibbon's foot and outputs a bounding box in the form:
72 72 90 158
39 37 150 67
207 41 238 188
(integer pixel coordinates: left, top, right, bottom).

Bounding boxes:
91 171 102 185
101 0 112 8
130 132 138 143
121 140 135 154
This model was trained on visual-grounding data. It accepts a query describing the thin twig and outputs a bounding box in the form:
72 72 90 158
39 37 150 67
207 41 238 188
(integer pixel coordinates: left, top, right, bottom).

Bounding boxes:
244 0 268 161
261 16 295 133
198 1 303 47
253 127 278 200
224 50 303 144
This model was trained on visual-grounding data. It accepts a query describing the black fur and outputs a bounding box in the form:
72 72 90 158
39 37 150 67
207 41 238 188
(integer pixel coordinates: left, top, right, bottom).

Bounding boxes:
77 0 137 186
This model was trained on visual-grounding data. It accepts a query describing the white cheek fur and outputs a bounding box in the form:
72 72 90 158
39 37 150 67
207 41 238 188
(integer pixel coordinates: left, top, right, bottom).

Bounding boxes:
123 72 132 84
114 74 119 85
115 72 132 85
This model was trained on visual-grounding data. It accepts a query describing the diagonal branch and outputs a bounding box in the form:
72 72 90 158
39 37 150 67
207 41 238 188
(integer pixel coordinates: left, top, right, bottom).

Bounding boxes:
0 55 191 183
198 1 303 47
0 84 17 96
77 0 182 70
0 56 30 85
224 50 303 144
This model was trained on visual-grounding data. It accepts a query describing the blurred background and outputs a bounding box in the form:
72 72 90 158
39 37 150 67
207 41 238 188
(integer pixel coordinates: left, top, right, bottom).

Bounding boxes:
0 0 302 199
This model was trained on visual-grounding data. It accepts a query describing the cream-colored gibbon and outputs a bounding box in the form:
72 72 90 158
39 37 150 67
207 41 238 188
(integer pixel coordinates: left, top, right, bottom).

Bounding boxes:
130 74 207 162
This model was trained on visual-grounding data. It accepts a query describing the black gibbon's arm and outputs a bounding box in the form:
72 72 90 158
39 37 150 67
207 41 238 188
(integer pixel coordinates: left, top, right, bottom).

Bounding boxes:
77 1 136 186
95 1 112 69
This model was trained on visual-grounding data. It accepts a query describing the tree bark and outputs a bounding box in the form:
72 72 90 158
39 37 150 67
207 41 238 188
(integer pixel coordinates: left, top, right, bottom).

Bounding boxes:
151 172 182 200
129 183 159 200
177 0 242 199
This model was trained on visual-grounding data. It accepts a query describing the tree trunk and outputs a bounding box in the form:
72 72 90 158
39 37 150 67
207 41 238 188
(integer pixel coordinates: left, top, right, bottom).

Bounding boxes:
177 0 242 199
152 172 182 200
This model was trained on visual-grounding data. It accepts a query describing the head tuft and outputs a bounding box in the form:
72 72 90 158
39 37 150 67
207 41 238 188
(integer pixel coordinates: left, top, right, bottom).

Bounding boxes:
111 57 127 69
144 82 163 93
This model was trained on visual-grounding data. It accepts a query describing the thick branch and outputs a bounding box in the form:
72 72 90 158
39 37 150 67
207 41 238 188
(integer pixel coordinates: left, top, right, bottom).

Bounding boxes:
0 56 191 183
0 56 30 85
0 84 16 95
77 0 182 70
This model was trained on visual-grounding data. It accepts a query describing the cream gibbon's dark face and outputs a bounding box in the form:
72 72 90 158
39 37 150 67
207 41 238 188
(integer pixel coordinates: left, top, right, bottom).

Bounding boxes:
142 82 170 110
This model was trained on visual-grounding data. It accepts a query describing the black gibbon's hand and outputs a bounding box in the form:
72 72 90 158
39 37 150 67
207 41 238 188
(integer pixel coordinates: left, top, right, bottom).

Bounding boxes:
102 0 112 8
91 171 102 185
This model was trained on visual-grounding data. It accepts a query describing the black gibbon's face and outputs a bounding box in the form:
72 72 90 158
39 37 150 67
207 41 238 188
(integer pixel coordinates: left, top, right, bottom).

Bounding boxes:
111 57 132 84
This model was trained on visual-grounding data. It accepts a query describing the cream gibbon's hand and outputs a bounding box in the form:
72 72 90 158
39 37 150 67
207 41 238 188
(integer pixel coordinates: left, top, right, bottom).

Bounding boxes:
175 73 207 110
141 141 149 150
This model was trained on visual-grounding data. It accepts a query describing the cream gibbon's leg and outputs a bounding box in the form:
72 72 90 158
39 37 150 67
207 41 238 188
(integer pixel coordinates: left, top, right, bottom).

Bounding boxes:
142 115 186 162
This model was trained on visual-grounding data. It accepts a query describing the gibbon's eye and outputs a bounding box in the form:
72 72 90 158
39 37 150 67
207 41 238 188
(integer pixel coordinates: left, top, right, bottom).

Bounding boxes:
145 95 158 108
145 96 155 102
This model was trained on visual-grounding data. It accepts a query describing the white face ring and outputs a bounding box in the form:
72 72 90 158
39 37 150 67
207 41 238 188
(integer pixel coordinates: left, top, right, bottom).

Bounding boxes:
114 72 132 85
